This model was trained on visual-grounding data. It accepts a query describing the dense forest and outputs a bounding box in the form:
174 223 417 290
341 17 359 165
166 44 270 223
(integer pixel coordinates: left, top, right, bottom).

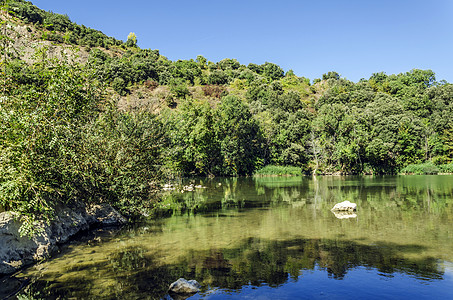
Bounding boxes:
1 0 453 233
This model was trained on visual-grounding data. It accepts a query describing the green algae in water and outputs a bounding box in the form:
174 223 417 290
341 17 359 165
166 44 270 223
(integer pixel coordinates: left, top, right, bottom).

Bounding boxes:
10 176 453 299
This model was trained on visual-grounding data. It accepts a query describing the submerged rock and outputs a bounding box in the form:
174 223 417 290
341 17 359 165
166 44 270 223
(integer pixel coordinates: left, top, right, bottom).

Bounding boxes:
331 200 357 212
169 278 201 294
0 202 126 275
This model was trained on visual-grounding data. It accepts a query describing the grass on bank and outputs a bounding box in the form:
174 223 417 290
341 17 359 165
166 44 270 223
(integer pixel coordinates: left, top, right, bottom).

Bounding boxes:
256 162 453 176
399 162 453 175
254 165 303 176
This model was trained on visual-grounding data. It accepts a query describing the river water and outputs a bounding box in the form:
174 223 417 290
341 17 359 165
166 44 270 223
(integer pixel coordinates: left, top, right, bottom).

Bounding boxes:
5 176 453 299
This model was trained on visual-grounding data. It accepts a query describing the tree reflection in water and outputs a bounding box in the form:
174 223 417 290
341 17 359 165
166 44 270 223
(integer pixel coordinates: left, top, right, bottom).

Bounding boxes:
16 236 443 299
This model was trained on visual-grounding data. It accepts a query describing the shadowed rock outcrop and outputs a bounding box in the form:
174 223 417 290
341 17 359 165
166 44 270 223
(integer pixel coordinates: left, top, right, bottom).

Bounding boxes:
0 203 126 275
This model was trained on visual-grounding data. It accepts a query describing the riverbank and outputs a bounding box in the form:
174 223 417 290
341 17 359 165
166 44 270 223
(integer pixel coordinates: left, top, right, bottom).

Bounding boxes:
0 202 126 276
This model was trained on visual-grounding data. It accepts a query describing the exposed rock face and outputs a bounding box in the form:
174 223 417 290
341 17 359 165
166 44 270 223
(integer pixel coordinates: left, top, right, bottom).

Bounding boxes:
331 200 357 212
0 203 126 275
168 278 201 294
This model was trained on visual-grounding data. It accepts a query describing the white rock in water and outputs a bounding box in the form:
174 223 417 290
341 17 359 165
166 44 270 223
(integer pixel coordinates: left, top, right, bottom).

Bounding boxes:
169 278 201 294
331 200 357 212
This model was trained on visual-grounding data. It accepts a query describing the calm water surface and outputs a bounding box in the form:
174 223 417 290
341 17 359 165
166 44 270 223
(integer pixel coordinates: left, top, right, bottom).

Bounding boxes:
4 176 453 299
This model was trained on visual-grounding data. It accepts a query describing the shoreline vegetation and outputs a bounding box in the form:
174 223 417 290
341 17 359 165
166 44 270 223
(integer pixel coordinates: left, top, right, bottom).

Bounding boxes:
254 163 453 176
1 0 453 241
399 162 453 175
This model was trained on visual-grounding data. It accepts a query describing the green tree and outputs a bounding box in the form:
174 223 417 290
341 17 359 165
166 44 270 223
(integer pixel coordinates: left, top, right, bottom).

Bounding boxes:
215 95 266 175
262 62 284 81
322 71 340 81
125 32 137 47
162 100 221 176
196 55 207 69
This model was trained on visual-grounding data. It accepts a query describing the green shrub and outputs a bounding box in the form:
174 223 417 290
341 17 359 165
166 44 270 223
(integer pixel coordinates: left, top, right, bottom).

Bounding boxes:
437 163 453 173
170 82 190 99
0 56 103 235
81 107 166 217
112 77 127 95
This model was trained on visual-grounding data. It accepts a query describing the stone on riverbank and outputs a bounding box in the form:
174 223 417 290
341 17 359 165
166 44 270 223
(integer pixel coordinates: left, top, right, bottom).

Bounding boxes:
0 202 126 275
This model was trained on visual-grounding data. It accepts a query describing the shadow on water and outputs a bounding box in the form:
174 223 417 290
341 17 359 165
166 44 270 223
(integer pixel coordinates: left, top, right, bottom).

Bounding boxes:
13 237 443 299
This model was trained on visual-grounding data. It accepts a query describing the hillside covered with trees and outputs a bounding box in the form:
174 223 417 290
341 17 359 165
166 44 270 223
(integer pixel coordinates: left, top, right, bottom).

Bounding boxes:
1 0 453 232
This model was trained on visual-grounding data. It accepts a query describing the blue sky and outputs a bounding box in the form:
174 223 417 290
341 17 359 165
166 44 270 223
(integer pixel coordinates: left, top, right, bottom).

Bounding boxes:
31 0 453 82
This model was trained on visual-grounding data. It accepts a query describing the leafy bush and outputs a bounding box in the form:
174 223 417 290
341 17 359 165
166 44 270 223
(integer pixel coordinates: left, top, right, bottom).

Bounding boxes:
170 82 190 99
81 107 167 217
437 164 453 173
0 55 103 235
207 70 229 85
112 77 127 95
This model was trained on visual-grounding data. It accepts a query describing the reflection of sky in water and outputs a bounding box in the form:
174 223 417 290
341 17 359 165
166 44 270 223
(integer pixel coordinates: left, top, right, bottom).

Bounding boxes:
439 261 453 282
194 265 453 300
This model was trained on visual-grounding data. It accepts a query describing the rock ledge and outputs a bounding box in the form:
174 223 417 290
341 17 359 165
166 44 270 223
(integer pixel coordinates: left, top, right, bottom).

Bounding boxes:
0 202 126 275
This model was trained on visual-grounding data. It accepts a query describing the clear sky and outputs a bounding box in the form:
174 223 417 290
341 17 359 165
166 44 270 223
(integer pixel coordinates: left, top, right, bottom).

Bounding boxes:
31 0 453 82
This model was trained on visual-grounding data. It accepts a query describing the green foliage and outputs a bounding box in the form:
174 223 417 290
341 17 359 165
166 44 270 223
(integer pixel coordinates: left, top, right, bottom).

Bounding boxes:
172 59 202 84
207 69 229 85
217 58 241 70
262 62 284 80
215 95 266 176
0 51 103 235
196 55 207 69
322 71 340 81
125 32 137 47
437 163 453 173
400 162 439 175
254 165 302 176
112 77 127 95
162 100 221 176
0 47 165 234
170 80 190 99
81 107 166 216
